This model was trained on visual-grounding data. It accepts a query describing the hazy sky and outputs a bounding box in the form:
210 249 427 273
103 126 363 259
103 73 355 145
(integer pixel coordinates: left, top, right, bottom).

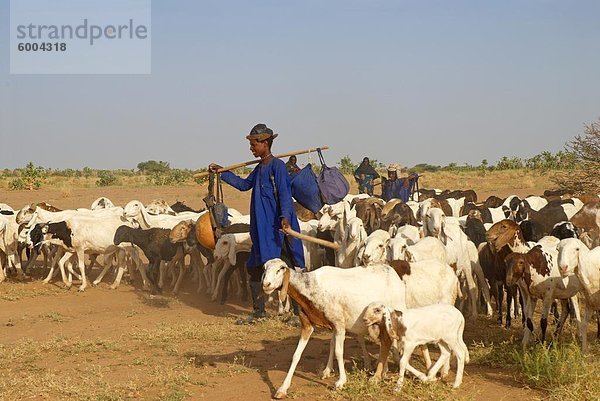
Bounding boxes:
1 0 600 170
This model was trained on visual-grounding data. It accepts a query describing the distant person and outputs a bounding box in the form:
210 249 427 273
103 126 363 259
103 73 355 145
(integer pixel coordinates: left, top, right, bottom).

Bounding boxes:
209 123 305 325
285 155 301 176
354 157 379 196
382 164 418 202
381 164 404 201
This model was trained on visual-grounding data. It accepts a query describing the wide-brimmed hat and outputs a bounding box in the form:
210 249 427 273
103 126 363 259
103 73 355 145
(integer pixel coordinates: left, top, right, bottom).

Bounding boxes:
246 123 278 141
387 163 401 172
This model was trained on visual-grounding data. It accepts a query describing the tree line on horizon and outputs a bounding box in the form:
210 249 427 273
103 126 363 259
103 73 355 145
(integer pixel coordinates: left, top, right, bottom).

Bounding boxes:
2 117 599 193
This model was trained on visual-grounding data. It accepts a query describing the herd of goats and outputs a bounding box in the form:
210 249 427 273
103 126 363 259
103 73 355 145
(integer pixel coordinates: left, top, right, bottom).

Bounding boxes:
1 188 600 397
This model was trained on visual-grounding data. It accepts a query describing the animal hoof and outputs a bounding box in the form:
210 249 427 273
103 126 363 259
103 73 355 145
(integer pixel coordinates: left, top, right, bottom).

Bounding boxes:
78 286 86 292
273 389 287 399
334 380 345 390
368 376 380 384
393 385 403 394
321 368 333 379
91 281 98 287
109 285 118 290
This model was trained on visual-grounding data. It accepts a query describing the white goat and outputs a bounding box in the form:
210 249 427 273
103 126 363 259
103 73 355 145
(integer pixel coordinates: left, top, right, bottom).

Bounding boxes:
355 229 390 266
387 236 447 263
506 236 585 347
424 207 492 318
123 200 204 229
557 237 600 352
363 303 469 392
389 224 421 244
90 197 115 210
262 258 406 398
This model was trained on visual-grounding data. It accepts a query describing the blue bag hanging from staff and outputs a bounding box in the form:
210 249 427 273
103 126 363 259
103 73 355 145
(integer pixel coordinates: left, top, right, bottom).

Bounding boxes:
290 163 323 214
316 148 349 204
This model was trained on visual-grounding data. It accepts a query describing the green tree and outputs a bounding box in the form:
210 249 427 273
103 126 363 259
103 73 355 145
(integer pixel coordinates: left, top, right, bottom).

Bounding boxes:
96 170 117 187
338 155 356 175
137 160 170 174
9 162 47 190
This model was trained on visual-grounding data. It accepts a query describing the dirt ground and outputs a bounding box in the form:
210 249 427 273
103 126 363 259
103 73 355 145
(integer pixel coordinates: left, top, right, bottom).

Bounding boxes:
0 179 572 400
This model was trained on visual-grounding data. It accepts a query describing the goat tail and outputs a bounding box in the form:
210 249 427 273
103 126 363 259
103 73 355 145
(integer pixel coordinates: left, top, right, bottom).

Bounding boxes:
456 279 463 300
458 318 470 364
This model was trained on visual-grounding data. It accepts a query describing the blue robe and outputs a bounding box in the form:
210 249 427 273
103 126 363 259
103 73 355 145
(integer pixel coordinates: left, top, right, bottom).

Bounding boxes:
382 178 410 202
221 158 306 269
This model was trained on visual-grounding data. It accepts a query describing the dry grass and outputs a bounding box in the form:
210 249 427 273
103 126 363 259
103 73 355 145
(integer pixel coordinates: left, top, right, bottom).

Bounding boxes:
416 169 557 196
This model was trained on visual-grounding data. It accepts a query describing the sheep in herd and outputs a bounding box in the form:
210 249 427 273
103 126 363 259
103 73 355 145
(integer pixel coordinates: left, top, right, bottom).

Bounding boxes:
317 201 355 266
333 201 367 268
569 200 600 249
169 220 215 294
380 201 418 232
90 197 115 210
34 215 134 291
363 302 469 392
387 236 447 264
416 198 452 222
210 232 252 302
0 203 14 215
145 199 176 215
504 236 585 347
170 201 205 214
0 213 25 279
423 207 492 318
261 258 406 398
551 221 580 240
389 224 421 244
355 229 390 266
514 201 579 239
463 210 487 247
350 197 385 235
114 225 182 294
335 216 367 268
388 259 460 309
123 200 204 229
557 237 600 352
483 219 530 327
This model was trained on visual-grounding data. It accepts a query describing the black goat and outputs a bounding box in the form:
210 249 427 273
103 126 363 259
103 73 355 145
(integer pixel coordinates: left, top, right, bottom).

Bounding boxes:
114 226 182 294
170 201 205 214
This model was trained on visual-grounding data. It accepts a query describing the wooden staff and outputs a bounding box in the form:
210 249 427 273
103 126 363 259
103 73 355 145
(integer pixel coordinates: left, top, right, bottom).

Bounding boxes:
282 227 340 251
193 146 329 179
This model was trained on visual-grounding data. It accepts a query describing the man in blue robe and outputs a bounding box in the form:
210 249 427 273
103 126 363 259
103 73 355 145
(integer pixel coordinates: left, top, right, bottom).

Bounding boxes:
209 123 305 324
382 164 418 202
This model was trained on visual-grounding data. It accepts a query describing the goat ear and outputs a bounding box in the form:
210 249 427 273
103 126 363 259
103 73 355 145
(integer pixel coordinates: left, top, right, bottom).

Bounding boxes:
356 244 365 266
383 308 396 339
279 268 290 303
228 246 237 266
405 248 415 263
391 310 405 339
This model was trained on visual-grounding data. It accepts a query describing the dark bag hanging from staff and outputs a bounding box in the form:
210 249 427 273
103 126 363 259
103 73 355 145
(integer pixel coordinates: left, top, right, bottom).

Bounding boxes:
290 163 323 214
316 148 349 204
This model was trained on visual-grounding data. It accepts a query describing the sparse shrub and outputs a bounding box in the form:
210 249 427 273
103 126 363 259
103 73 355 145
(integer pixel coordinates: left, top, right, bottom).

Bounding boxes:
96 170 117 187
8 178 26 190
82 166 93 178
8 162 46 190
338 155 357 175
